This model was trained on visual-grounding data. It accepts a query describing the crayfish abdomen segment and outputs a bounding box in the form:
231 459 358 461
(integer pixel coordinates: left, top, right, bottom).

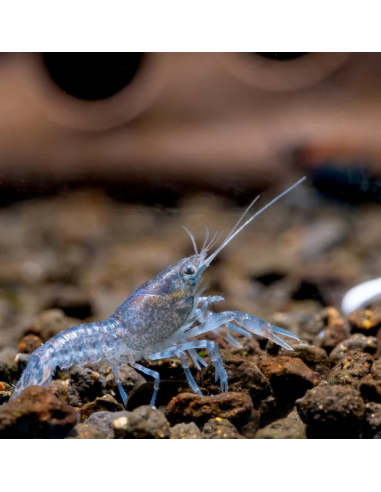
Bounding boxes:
114 294 194 351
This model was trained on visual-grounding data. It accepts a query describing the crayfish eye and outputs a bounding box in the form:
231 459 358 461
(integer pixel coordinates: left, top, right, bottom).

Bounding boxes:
182 265 197 276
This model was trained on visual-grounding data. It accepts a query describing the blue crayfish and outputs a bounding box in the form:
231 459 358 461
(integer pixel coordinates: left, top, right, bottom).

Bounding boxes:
11 178 305 406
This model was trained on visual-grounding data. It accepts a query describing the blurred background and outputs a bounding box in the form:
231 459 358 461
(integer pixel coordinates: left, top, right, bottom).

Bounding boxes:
1 52 381 350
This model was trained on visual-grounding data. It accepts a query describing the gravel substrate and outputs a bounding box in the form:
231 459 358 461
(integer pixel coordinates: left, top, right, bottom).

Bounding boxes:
1 187 381 438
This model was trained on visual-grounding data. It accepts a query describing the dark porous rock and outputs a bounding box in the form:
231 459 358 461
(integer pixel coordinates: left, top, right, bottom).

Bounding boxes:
67 367 106 407
112 405 171 439
0 382 12 404
0 386 78 438
358 360 381 403
80 394 124 421
25 309 80 342
203 351 272 409
319 314 349 355
65 423 105 439
349 309 381 337
363 402 381 438
328 351 373 386
103 364 146 403
86 410 130 437
18 334 43 354
255 418 307 439
239 409 260 438
258 356 321 407
359 376 381 403
330 334 378 365
296 385 365 438
46 380 68 402
166 392 253 428
279 343 331 377
170 422 202 439
202 417 243 439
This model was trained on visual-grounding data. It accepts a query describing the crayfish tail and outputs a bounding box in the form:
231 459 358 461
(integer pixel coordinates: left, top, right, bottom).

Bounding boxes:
10 348 56 400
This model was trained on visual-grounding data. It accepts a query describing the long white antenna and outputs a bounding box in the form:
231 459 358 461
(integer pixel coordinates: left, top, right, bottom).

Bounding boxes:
205 176 306 266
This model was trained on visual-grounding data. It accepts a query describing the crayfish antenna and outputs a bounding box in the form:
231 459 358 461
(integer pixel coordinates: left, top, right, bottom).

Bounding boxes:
182 226 199 254
205 177 306 266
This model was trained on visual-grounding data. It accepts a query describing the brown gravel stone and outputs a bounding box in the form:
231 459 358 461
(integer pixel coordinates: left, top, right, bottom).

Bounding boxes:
358 360 381 403
67 367 106 407
330 334 378 365
202 417 243 439
359 376 381 403
103 364 146 403
0 385 78 438
328 351 373 386
25 309 81 342
113 405 170 439
170 422 202 439
65 423 105 439
17 334 43 354
203 351 272 408
86 410 130 437
319 315 349 354
0 381 12 404
363 402 381 438
370 359 381 379
279 343 331 377
239 409 260 438
80 394 124 421
166 392 253 428
0 349 18 385
349 309 381 337
255 418 306 439
258 355 321 405
230 337 263 362
46 379 68 402
296 385 366 438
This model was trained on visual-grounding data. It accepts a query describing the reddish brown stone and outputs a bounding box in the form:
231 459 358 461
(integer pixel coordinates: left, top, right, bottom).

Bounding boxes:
0 385 78 438
258 355 321 405
279 344 331 377
166 392 253 428
203 351 272 408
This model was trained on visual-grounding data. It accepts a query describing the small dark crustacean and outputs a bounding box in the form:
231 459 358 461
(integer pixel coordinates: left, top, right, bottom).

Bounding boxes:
11 178 305 406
